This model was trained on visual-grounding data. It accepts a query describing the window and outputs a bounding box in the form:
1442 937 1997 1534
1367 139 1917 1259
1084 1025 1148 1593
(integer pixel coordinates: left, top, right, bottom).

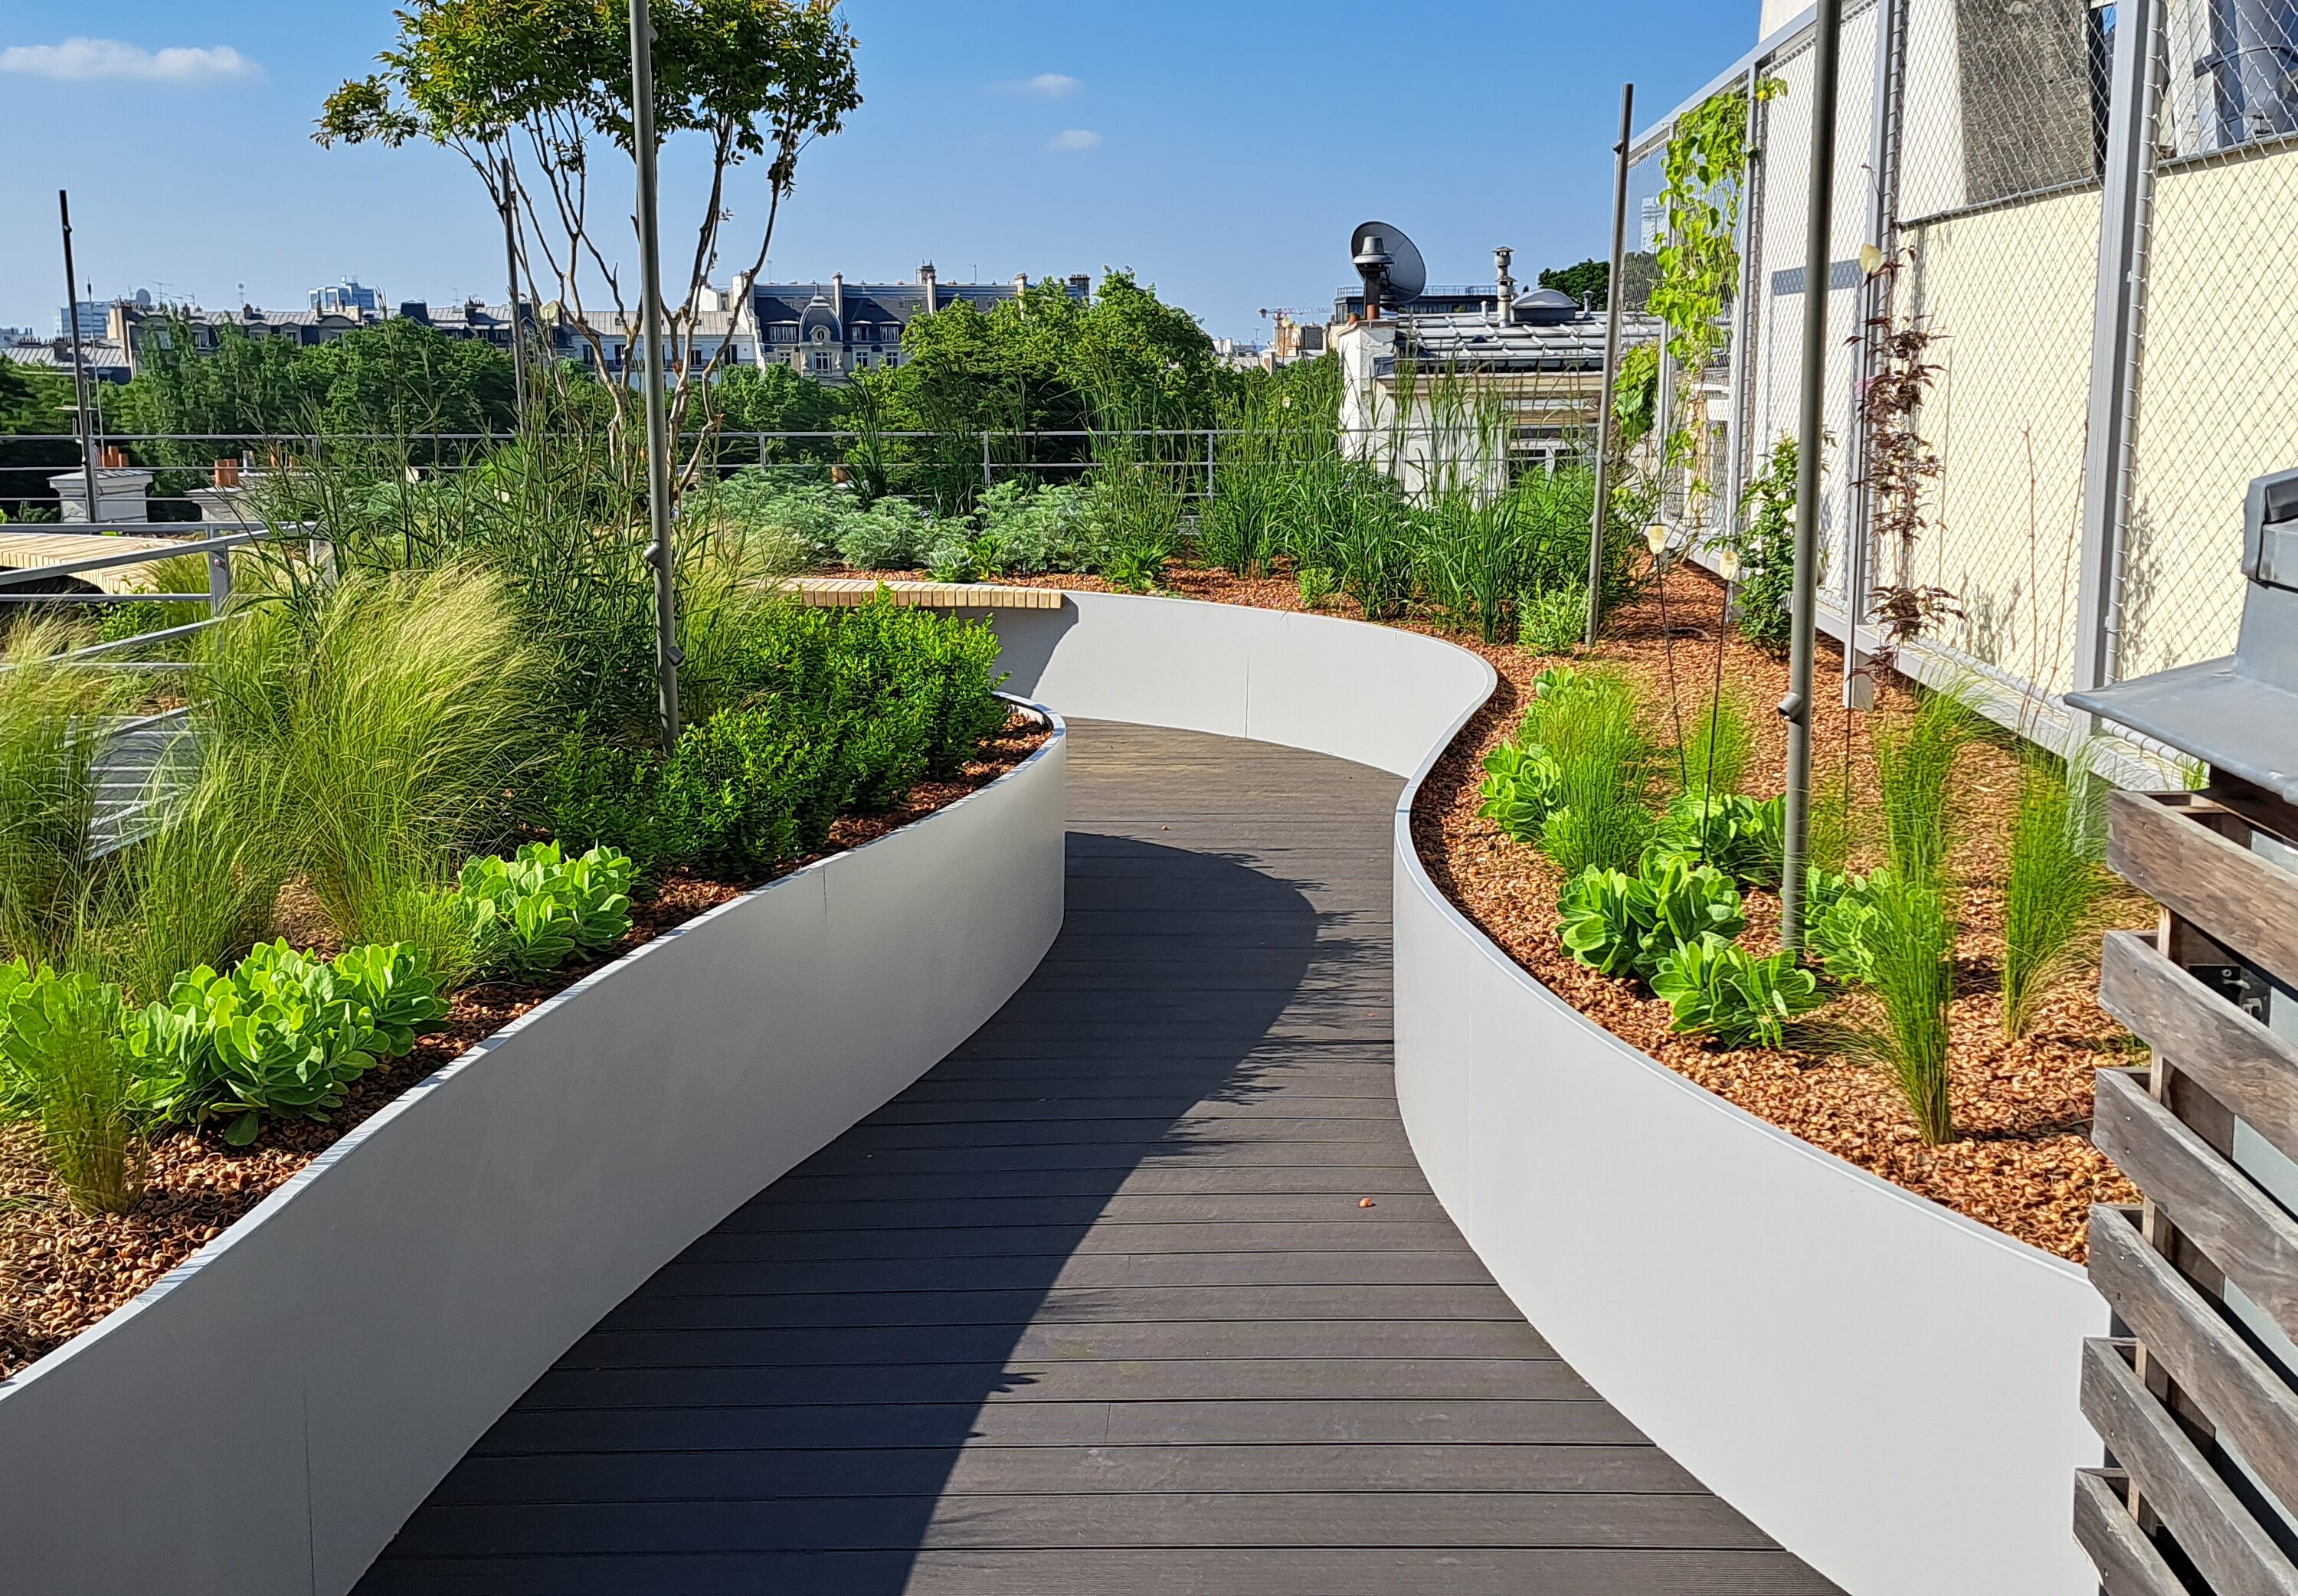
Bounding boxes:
811 351 834 373
769 323 797 343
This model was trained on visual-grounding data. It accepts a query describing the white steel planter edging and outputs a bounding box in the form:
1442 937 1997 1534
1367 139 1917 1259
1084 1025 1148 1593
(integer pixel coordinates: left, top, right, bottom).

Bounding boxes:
995 591 2106 1596
0 709 1067 1596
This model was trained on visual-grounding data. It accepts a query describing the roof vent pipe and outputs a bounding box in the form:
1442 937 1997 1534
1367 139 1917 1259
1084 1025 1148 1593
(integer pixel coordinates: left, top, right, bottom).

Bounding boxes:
1494 247 1516 326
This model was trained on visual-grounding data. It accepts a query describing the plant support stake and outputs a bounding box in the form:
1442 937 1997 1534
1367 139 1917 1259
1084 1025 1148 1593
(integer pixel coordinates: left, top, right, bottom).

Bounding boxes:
629 0 681 747
1586 84 1635 645
1780 0 1846 952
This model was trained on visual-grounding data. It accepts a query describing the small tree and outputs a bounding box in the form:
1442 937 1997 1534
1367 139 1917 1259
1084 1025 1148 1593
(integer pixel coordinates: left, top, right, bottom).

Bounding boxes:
317 0 861 448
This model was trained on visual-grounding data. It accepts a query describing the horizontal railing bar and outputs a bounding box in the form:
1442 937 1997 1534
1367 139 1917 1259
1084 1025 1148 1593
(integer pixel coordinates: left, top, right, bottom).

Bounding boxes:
0 593 210 605
48 618 229 660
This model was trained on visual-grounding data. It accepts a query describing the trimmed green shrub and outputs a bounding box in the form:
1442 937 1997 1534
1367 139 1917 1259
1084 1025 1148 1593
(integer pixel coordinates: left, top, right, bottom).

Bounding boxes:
1651 933 1824 1049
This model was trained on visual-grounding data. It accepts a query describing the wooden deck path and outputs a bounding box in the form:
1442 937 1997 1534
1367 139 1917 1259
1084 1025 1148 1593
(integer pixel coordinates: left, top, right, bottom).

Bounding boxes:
357 722 1838 1594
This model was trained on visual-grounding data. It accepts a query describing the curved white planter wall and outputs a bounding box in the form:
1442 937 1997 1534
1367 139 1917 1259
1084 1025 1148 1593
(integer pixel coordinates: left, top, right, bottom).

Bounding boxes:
0 716 1066 1596
996 592 2105 1596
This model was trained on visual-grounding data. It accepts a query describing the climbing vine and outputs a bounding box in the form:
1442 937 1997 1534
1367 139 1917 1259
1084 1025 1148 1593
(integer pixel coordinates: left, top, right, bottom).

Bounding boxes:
1856 252 1958 669
1648 78 1784 374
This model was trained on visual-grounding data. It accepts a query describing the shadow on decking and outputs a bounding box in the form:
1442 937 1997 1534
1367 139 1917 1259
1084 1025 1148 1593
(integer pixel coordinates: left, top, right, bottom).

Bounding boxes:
359 832 1333 1590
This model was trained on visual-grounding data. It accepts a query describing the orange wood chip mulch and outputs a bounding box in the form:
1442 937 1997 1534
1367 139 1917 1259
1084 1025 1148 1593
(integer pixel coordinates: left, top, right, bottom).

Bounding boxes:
0 715 1050 1380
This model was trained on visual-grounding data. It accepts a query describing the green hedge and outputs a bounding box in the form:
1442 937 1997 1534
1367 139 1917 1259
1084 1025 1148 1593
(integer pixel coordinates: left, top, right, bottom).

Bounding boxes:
544 597 1010 876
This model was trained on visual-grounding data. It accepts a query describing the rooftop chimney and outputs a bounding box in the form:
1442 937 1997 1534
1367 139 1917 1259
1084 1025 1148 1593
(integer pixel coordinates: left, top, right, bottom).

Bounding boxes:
831 272 844 326
1494 247 1516 325
920 262 938 315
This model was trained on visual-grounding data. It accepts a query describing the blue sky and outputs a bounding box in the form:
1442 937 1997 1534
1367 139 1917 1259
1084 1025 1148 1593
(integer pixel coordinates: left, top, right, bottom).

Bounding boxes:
0 2 1756 342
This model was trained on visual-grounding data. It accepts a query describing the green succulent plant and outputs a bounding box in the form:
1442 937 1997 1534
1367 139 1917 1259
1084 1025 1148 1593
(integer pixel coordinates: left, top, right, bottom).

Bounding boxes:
1651 932 1823 1049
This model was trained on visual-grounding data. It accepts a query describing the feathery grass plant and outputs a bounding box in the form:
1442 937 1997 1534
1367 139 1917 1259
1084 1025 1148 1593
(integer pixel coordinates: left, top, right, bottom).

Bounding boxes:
0 623 121 967
0 966 148 1214
1536 670 1657 876
1871 688 1975 888
196 566 545 946
2000 749 2110 1041
1829 871 1957 1144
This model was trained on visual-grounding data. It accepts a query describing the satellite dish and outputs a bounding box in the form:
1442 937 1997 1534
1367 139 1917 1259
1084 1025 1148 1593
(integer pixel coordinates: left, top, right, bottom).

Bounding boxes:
1349 221 1427 316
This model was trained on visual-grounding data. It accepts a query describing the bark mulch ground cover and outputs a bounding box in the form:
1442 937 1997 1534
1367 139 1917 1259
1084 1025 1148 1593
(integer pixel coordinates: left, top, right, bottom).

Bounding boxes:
0 712 1050 1379
830 559 2144 1261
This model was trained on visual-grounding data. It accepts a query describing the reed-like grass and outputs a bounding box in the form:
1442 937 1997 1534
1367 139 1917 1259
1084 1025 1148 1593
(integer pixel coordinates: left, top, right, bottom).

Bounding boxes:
1679 689 1753 797
195 565 546 946
2000 749 2110 1040
0 622 120 966
1871 688 1975 888
0 970 147 1214
1822 869 1957 1144
1536 670 1657 876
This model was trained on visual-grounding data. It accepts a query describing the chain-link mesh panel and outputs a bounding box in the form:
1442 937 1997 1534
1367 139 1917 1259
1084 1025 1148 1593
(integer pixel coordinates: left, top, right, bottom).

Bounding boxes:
1737 4 1881 606
1884 0 2109 697
2120 0 2298 682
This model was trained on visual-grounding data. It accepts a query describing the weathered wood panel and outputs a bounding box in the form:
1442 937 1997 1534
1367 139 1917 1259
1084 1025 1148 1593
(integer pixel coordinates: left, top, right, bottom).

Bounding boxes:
2088 1205 2298 1520
2100 930 2298 1163
2092 1067 2298 1346
2079 1338 2298 1596
2073 1468 2187 1596
2108 791 2298 990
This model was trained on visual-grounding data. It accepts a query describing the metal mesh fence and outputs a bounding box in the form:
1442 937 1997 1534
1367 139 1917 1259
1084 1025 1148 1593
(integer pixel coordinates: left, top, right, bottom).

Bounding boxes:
1641 0 2294 778
2121 0 2298 681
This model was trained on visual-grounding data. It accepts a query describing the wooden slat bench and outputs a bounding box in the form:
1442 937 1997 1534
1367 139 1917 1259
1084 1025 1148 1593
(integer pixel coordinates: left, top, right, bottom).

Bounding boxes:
777 576 1067 611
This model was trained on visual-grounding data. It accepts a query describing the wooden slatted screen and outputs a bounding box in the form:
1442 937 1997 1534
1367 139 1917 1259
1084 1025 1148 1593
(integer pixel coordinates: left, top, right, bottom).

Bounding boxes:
2080 782 2298 1593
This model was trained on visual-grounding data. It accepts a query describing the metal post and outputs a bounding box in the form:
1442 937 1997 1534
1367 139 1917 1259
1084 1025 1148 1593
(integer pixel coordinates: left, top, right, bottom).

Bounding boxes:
629 0 681 747
57 191 101 527
1781 0 1847 953
205 550 232 616
1585 82 1636 646
497 152 529 417
1845 0 1909 712
1720 66 1763 563
1205 428 1216 499
981 431 994 491
2074 0 2165 704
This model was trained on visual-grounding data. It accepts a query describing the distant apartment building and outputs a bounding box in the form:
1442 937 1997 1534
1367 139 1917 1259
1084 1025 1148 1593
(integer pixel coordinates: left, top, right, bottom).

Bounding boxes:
579 264 1092 384
54 298 116 342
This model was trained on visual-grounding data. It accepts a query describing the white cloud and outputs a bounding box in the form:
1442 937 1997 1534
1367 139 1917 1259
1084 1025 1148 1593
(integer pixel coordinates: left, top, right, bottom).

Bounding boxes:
0 38 260 84
1046 128 1102 152
1002 72 1080 97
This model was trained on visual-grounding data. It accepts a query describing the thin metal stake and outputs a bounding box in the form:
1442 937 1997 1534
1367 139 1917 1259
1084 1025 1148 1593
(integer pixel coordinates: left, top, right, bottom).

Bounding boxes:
1585 83 1635 646
57 191 102 525
629 0 680 747
1780 0 1846 953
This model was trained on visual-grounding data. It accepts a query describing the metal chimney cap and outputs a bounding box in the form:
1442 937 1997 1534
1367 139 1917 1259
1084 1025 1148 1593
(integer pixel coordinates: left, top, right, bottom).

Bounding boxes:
2070 464 2298 801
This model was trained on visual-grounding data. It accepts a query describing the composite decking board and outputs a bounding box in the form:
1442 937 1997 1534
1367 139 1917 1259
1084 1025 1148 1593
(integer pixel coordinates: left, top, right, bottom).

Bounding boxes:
518 1358 1605 1411
430 1441 1707 1503
357 1548 1833 1596
471 1399 1650 1454
359 721 1829 1593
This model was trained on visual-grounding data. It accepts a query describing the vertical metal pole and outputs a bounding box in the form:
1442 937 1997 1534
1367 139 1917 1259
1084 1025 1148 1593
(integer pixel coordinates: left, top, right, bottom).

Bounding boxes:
629 0 680 747
1781 0 1847 953
498 152 530 420
57 191 102 526
1721 65 1763 556
2074 0 2164 702
205 550 232 616
1845 0 1907 711
1205 428 1216 499
981 430 994 491
1585 83 1636 645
